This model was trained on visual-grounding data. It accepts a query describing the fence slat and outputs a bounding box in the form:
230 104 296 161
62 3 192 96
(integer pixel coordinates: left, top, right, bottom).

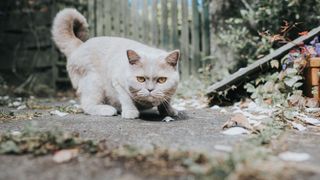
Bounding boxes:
143 0 149 43
87 0 96 37
96 0 104 36
202 0 210 56
123 0 130 37
119 0 126 37
161 0 168 48
151 0 159 46
191 0 201 76
171 0 179 50
102 0 111 36
180 0 190 79
131 0 139 40
113 0 120 36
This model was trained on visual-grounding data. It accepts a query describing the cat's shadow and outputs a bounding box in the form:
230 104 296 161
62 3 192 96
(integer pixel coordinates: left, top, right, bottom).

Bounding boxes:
139 109 188 122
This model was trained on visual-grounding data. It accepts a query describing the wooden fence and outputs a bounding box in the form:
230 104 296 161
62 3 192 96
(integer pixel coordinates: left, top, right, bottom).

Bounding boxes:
87 0 211 79
0 0 211 92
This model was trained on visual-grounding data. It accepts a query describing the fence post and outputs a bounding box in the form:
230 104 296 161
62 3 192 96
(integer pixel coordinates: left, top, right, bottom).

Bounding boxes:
171 0 179 50
87 0 96 37
131 0 139 40
113 0 121 36
143 0 150 43
180 0 190 79
151 0 159 46
191 0 201 77
202 0 210 56
123 0 131 37
161 0 169 49
96 0 104 36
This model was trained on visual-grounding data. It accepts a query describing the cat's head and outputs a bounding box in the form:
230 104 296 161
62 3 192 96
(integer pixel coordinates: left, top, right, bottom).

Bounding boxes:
126 49 180 106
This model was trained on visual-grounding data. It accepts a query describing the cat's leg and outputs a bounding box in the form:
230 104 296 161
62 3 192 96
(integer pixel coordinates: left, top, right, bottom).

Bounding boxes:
78 73 117 116
113 81 139 119
158 101 178 117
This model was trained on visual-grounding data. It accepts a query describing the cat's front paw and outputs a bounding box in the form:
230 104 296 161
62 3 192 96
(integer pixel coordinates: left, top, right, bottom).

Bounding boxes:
166 108 179 117
159 106 179 117
121 110 139 119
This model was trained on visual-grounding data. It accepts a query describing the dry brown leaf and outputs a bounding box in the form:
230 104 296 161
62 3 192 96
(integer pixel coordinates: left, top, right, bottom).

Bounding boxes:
223 113 253 130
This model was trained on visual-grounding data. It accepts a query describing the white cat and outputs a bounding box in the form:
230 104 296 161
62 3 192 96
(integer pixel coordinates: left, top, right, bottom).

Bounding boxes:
52 8 180 119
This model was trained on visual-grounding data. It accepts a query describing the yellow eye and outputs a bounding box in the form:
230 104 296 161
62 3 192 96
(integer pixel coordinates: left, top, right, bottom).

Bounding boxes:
157 77 167 84
137 76 145 83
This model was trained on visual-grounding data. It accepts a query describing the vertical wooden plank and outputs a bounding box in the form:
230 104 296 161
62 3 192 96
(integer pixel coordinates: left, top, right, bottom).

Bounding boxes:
123 0 130 37
119 0 125 37
137 0 144 40
191 0 200 76
113 0 120 36
51 0 58 89
180 0 189 79
131 0 139 40
161 0 168 49
171 0 179 50
87 0 96 37
151 0 159 46
143 0 149 43
103 0 112 36
202 0 210 56
96 0 104 36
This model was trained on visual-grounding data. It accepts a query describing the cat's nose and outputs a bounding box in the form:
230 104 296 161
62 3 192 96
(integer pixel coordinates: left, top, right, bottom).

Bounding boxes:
147 88 154 92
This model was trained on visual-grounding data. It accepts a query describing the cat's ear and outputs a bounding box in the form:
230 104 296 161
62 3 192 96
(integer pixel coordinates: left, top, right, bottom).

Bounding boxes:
165 50 180 67
127 49 141 65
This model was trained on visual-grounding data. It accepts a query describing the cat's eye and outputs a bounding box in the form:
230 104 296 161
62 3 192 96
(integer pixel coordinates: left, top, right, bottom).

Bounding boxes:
157 77 167 84
137 76 146 83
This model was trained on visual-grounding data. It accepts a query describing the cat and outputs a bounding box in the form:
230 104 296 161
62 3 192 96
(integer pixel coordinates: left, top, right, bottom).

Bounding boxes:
52 8 180 119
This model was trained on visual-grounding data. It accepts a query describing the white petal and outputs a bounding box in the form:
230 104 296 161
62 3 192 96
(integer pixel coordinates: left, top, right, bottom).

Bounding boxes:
222 127 249 135
278 151 310 162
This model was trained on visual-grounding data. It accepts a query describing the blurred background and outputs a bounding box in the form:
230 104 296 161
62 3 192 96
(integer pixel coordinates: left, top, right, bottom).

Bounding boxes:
0 0 319 97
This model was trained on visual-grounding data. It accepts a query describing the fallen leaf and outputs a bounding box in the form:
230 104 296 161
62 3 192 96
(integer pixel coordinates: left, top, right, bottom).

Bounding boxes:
50 110 69 117
306 98 319 108
294 113 320 126
290 122 307 131
222 127 249 135
298 31 308 36
223 113 253 130
278 151 310 162
53 149 79 163
17 105 27 110
305 108 320 113
232 109 268 120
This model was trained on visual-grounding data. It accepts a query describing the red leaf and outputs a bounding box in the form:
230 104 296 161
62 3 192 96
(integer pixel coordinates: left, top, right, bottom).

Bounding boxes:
298 31 308 36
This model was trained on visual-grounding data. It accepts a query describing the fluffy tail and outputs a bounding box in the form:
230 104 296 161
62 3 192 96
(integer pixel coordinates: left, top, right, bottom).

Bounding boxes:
52 8 89 58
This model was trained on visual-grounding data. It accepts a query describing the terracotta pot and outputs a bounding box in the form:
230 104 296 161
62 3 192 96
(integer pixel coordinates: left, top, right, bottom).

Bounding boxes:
303 57 320 101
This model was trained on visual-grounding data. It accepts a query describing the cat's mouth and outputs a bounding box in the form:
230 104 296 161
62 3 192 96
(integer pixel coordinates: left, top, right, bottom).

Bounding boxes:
133 95 163 106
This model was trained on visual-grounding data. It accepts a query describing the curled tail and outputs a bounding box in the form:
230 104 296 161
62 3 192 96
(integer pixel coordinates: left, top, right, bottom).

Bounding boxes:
52 8 89 58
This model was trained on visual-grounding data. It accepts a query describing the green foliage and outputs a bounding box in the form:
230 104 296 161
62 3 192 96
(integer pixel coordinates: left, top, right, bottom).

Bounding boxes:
244 56 304 106
215 0 320 69
0 125 101 155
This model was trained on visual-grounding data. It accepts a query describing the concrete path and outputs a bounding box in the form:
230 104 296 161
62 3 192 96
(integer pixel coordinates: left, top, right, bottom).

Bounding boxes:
1 103 320 180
